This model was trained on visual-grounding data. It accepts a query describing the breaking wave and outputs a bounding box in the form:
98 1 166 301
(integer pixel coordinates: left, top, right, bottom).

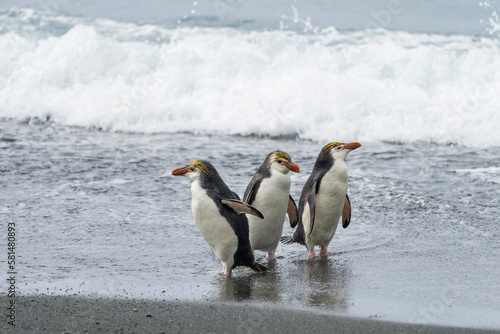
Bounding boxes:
1 8 500 147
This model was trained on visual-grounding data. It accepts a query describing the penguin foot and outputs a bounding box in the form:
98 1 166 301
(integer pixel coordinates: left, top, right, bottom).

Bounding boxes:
319 247 328 257
267 252 277 261
222 265 231 276
308 250 316 259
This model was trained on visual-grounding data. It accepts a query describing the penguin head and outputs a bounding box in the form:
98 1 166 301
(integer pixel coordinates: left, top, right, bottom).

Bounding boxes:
172 160 213 182
323 142 361 160
266 150 300 174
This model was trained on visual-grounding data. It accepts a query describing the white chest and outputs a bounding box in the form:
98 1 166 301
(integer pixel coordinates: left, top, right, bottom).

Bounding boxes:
306 160 348 246
190 181 238 259
318 160 348 200
247 171 291 251
191 181 219 226
252 171 291 211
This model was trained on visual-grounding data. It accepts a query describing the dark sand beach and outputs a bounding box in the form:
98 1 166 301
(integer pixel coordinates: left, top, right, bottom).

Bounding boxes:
4 296 500 333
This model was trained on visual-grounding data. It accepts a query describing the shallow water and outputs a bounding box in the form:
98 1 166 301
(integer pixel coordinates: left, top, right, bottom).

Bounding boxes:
1 121 499 329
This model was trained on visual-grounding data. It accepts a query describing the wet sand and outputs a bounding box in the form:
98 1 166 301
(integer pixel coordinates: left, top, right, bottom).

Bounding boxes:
2 129 500 329
3 296 499 333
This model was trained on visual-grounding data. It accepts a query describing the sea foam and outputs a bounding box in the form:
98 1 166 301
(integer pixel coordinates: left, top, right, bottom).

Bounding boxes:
1 8 500 147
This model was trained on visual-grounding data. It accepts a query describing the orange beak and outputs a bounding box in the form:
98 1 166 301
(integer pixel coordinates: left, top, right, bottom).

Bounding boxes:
285 161 300 173
172 166 189 176
343 142 361 150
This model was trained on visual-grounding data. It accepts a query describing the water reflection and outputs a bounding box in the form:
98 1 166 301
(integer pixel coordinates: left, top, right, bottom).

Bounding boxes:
213 257 352 312
292 257 352 311
215 261 282 302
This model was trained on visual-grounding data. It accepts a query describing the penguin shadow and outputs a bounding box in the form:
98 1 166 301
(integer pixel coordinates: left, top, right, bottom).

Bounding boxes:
214 261 282 303
290 257 353 311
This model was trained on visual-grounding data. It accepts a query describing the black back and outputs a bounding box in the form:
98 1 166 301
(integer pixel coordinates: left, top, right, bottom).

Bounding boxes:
291 148 334 244
242 153 273 205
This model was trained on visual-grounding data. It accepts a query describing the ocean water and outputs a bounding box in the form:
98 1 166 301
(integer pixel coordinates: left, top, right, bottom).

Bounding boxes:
1 0 500 330
1 1 500 146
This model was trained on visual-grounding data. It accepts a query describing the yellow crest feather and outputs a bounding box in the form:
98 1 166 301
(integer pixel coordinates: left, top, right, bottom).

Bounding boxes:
323 142 344 152
188 160 210 174
268 150 292 168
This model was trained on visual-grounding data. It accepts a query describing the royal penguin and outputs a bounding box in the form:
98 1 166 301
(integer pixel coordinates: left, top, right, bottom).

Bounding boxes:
281 142 361 258
172 160 268 275
243 151 300 261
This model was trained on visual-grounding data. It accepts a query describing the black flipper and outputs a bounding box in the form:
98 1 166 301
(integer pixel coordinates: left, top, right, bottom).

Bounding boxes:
287 195 298 228
221 199 264 219
342 194 351 228
307 179 318 235
243 179 260 205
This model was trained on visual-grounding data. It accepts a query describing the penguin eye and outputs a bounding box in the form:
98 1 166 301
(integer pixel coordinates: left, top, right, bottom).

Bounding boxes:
188 166 196 172
277 159 284 164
